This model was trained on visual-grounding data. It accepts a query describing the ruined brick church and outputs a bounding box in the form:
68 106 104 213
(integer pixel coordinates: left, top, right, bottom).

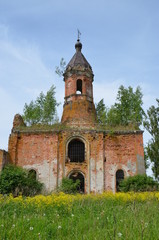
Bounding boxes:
0 39 145 193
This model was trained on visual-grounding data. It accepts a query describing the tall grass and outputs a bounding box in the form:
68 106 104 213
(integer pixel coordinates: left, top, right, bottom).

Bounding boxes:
0 192 159 239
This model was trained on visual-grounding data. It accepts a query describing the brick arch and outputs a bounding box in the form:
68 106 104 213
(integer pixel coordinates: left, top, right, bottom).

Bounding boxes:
67 169 85 178
28 168 38 180
112 166 129 193
116 169 124 192
65 135 89 163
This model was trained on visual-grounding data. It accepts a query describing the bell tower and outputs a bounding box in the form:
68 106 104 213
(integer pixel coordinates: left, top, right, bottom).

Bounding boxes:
61 38 97 128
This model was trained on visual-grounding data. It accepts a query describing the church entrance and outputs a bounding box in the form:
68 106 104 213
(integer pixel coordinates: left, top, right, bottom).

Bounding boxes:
116 169 124 192
69 172 85 193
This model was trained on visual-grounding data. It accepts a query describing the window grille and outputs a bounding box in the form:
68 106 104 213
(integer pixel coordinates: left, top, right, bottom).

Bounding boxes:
68 139 85 162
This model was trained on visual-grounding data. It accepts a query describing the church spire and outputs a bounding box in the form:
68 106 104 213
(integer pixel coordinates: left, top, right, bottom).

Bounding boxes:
61 37 97 127
64 37 93 76
75 39 82 52
75 29 82 52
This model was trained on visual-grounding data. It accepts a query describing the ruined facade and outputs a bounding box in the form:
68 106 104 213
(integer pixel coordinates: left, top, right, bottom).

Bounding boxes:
0 150 10 171
3 39 145 193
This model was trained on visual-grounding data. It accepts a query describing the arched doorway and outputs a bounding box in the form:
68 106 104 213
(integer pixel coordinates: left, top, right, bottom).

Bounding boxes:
69 172 85 193
116 169 124 192
28 169 37 180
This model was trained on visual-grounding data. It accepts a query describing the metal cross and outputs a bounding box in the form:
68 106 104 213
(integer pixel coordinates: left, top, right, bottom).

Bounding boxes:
77 29 81 40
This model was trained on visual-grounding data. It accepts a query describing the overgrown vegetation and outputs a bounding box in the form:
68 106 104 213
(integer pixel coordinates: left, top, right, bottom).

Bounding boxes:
16 122 71 132
55 58 66 77
1 192 159 239
23 85 59 126
119 175 159 192
96 85 145 127
0 165 43 196
96 99 108 125
58 177 80 194
144 99 159 180
21 80 159 179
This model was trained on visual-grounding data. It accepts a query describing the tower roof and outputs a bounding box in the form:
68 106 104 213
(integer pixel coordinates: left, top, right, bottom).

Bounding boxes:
65 39 93 72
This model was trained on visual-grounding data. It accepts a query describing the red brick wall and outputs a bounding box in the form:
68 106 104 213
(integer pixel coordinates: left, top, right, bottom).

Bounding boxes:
62 72 96 127
61 100 97 127
0 149 10 170
8 132 59 191
8 130 145 193
104 132 145 192
57 131 104 193
9 133 59 165
16 134 58 166
65 74 93 98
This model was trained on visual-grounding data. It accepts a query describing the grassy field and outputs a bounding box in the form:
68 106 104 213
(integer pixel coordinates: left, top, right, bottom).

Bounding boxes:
0 192 159 240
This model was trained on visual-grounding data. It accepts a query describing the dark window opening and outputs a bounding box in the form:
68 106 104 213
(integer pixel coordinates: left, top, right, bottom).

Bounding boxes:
116 169 124 192
69 172 85 193
28 169 37 180
68 139 85 163
76 79 82 94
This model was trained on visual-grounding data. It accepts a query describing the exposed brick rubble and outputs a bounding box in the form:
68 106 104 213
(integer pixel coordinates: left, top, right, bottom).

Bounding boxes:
13 114 26 129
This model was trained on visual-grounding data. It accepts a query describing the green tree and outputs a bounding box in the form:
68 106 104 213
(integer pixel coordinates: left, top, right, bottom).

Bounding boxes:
144 99 159 180
106 106 119 126
144 147 150 170
58 177 80 194
0 165 43 196
113 85 144 126
95 99 108 124
23 85 59 125
55 58 66 77
119 175 159 192
96 85 145 127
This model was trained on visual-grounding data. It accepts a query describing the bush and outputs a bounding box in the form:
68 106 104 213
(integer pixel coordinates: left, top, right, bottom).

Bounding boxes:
0 164 43 196
119 174 159 192
58 177 80 194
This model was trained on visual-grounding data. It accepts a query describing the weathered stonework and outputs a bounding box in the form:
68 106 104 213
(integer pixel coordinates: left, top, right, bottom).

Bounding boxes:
8 128 144 193
7 38 145 193
0 149 10 171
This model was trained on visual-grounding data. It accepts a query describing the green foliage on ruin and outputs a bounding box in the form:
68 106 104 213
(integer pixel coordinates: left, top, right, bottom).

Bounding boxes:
0 165 43 196
58 177 80 194
144 99 159 180
119 175 159 192
55 58 66 77
23 85 59 126
95 99 108 125
96 85 145 128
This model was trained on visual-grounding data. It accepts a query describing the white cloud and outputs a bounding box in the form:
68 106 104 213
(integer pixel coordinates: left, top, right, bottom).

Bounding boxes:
93 79 125 106
0 24 64 149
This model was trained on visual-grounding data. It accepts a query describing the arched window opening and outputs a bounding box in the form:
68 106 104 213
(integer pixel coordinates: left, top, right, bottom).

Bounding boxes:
116 169 124 192
76 79 82 94
68 139 85 163
28 169 37 180
69 172 85 193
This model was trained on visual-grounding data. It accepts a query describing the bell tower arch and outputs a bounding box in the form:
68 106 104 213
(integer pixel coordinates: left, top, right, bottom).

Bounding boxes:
61 39 97 128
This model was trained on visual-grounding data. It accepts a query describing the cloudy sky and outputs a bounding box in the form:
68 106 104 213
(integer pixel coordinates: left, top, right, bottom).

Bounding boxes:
0 0 159 174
